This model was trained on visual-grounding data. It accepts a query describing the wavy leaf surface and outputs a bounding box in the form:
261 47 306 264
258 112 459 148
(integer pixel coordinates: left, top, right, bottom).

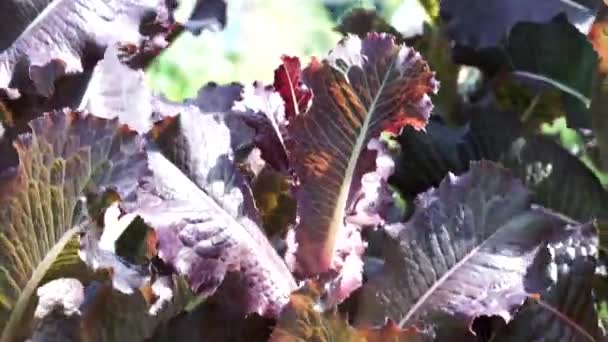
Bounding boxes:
288 33 437 275
493 221 600 341
0 0 176 97
137 94 297 316
0 110 148 341
347 161 598 339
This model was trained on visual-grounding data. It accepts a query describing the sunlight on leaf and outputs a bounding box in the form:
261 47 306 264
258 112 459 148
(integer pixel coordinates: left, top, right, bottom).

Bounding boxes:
289 32 437 275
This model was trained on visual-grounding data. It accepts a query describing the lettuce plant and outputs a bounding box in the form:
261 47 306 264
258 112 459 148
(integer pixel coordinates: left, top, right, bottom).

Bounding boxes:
0 0 607 341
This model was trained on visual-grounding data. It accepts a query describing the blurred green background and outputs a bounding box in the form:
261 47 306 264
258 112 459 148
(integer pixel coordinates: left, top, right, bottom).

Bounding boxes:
145 0 429 100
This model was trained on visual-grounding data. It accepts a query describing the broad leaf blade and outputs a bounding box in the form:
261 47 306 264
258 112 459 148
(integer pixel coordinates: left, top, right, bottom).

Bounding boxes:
0 110 148 341
347 161 595 338
289 33 437 275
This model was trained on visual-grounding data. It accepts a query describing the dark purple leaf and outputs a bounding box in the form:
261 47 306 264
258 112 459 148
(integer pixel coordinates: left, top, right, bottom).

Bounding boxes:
440 0 602 50
492 221 601 341
345 161 599 339
0 110 149 340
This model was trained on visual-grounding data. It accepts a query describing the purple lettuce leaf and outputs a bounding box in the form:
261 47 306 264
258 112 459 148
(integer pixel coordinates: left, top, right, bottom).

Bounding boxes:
491 221 601 341
0 110 150 341
344 161 600 339
286 32 438 277
123 92 298 316
0 0 176 98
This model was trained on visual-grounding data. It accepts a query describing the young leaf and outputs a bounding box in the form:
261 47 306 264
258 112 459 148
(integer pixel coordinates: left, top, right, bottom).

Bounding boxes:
273 56 313 120
0 110 148 341
346 161 598 339
269 282 427 342
440 0 602 49
289 33 438 275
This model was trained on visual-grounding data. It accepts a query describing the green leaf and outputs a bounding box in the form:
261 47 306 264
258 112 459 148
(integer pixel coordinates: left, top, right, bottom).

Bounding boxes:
0 110 149 341
507 14 599 116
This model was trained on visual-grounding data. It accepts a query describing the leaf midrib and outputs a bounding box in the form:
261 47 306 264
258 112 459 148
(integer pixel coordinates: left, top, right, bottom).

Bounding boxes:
1 225 81 342
397 211 541 327
323 56 398 263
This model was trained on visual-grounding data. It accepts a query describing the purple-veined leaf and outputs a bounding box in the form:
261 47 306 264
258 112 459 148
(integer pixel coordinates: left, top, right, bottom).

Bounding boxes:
345 161 599 339
287 32 437 276
439 0 602 50
0 110 149 341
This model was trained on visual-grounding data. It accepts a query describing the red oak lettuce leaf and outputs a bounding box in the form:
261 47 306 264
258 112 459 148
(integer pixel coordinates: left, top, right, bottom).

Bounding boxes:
345 161 600 339
273 55 313 120
269 281 427 342
288 33 437 276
